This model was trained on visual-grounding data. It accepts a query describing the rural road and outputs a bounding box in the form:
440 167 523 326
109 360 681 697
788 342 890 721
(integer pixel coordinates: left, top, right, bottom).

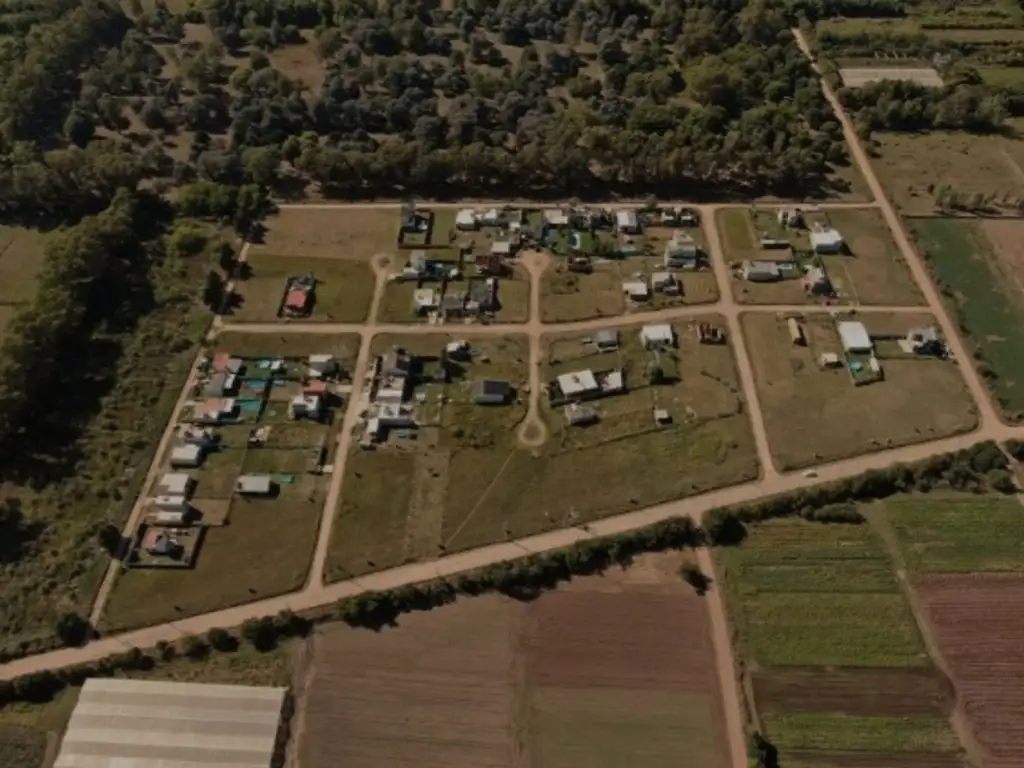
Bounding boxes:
8 38 1018 768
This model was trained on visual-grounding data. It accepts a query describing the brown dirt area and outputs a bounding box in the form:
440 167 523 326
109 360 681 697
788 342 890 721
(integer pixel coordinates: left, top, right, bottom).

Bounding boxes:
255 208 399 260
914 573 1024 768
979 220 1024 302
299 597 523 768
525 589 719 691
752 668 953 717
787 750 964 768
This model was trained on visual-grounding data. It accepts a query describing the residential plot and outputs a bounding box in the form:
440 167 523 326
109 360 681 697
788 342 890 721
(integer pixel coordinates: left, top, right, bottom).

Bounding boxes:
740 311 978 470
296 554 729 768
100 339 354 631
914 217 1024 420
915 574 1024 768
254 207 400 259
228 253 375 323
540 260 626 322
718 519 962 768
886 495 1024 573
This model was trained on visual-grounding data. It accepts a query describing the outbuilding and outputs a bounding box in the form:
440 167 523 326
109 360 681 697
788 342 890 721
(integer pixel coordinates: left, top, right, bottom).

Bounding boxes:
152 495 189 512
169 443 204 469
641 324 675 349
308 354 336 378
615 209 641 234
838 321 872 352
158 472 193 497
456 209 478 230
810 226 844 254
742 261 781 282
593 329 619 350
235 474 274 496
623 280 650 303
471 379 513 405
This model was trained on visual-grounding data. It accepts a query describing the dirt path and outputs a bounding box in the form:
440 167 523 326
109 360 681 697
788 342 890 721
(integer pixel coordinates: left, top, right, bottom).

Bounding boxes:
792 28 1002 432
277 201 882 212
305 254 388 587
517 249 549 448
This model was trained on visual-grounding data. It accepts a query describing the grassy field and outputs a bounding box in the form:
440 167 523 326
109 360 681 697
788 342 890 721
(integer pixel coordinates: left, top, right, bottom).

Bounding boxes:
302 552 729 768
208 331 361 364
885 495 1024 573
718 518 963 766
914 217 1024 419
874 126 1024 216
741 311 978 470
229 254 375 323
541 261 626 322
819 209 924 306
0 226 49 341
255 208 399 260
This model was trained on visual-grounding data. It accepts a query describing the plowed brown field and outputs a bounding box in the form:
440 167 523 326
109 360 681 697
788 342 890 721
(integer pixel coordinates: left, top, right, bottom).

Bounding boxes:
787 749 964 767
525 590 719 692
753 668 953 717
915 573 1024 768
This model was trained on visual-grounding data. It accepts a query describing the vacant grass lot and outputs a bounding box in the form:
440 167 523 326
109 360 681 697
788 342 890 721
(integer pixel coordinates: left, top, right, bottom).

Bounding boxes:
541 261 626 322
914 217 1024 419
229 254 374 323
208 331 361 365
741 312 978 470
0 226 49 340
885 495 1024 573
874 126 1024 216
255 207 399 259
719 518 962 766
820 209 924 306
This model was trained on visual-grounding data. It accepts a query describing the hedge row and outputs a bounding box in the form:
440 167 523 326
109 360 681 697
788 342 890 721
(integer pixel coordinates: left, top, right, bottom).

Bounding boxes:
0 441 1011 708
705 440 1010 545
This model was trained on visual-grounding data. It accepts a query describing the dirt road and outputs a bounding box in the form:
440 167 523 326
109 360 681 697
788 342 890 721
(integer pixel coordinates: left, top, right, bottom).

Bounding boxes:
792 28 1000 430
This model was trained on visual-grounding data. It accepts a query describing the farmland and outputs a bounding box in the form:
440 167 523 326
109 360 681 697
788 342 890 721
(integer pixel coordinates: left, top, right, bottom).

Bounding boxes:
297 553 729 768
741 312 978 470
913 218 1024 420
718 518 963 767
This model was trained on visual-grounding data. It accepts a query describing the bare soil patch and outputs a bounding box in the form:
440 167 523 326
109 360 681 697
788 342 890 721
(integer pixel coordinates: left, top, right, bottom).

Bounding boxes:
300 597 522 768
753 668 953 717
914 573 1024 768
787 750 964 767
525 589 718 692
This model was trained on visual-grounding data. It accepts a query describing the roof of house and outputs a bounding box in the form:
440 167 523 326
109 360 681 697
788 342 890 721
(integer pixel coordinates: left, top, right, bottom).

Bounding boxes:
594 329 619 345
304 379 328 395
810 227 843 247
170 444 202 461
616 209 638 226
909 326 940 343
441 294 465 310
557 370 599 396
641 324 674 343
838 321 872 351
53 678 287 768
623 280 649 296
285 288 310 309
652 271 675 284
159 473 192 495
472 379 512 400
491 241 512 254
456 208 476 222
382 349 413 375
744 260 782 275
236 474 273 494
144 529 174 551
212 352 231 372
600 369 624 391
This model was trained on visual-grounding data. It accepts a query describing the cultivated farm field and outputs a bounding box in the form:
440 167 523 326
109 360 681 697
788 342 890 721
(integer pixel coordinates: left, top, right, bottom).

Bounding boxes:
718 518 963 767
297 553 729 768
913 218 1024 420
741 312 978 470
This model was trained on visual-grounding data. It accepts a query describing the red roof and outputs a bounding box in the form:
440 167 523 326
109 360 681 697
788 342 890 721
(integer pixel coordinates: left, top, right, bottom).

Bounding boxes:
144 529 165 548
212 352 231 372
304 380 328 395
285 289 310 310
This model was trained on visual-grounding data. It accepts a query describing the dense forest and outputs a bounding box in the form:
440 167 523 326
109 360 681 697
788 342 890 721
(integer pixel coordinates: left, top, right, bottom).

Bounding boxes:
0 0 857 209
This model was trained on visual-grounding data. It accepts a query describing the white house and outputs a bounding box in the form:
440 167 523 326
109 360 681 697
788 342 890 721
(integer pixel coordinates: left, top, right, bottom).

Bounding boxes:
664 233 699 268
838 321 872 352
557 370 600 398
810 226 844 254
455 209 478 230
641 324 675 349
742 261 781 282
158 473 193 498
615 209 641 234
652 272 680 295
153 495 188 512
236 474 274 496
413 288 439 314
308 354 336 378
290 394 323 420
544 209 569 226
622 280 650 303
169 444 203 469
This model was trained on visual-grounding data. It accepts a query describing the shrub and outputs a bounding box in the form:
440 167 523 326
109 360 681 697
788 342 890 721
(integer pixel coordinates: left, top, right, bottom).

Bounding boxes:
54 612 91 647
241 617 278 651
178 634 208 660
1005 439 1024 461
679 563 710 595
206 627 239 652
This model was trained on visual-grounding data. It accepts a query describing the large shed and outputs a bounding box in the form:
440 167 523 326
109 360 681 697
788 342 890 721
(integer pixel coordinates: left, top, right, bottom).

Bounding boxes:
838 321 872 352
54 678 287 768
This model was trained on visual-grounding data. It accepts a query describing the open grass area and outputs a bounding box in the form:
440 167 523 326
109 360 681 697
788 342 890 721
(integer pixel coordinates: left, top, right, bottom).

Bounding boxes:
208 331 361 365
229 254 375 323
913 217 1024 419
541 261 626 322
0 226 49 341
874 126 1024 216
819 209 924 306
741 311 978 470
255 207 399 260
100 489 323 631
885 495 1024 573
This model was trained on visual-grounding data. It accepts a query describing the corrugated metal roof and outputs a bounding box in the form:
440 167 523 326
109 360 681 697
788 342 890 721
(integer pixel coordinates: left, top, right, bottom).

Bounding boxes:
55 678 286 768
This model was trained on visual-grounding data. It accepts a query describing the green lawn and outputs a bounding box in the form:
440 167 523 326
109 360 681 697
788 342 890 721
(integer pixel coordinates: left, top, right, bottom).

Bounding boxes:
715 208 755 255
719 520 927 667
914 218 1024 415
886 495 1024 572
762 713 960 753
